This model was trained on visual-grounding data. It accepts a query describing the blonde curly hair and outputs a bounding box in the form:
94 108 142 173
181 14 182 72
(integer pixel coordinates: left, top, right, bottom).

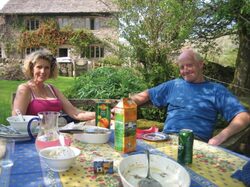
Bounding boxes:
23 49 58 79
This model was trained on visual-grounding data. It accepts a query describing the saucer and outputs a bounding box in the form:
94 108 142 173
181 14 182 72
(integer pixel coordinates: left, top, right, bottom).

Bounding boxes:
0 124 34 141
142 132 170 142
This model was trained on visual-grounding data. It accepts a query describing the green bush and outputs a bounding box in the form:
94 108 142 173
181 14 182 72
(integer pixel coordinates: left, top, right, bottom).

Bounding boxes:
65 66 148 99
140 107 166 122
65 66 166 122
98 55 123 66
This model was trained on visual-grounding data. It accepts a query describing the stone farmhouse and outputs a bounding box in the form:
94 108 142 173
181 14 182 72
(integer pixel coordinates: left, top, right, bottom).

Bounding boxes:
0 0 118 76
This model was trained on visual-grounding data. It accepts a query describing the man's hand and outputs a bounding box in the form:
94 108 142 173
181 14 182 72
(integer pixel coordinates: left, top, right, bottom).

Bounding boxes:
208 134 227 146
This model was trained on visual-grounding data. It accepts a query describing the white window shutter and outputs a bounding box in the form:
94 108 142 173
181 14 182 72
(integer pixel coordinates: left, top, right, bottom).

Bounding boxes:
95 18 100 29
86 18 90 29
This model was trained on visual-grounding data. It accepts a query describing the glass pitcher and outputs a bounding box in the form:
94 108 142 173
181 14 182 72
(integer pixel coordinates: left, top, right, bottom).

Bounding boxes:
28 111 70 151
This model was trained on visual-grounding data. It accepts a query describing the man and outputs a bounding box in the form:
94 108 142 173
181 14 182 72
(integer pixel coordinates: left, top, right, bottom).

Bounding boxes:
131 48 250 146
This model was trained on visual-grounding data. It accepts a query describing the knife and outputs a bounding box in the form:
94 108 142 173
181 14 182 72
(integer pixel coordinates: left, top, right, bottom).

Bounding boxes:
59 129 109 134
59 129 84 134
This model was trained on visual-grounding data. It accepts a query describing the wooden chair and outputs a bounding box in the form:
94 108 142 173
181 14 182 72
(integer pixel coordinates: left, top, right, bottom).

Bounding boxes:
221 126 250 156
68 98 119 109
12 92 153 109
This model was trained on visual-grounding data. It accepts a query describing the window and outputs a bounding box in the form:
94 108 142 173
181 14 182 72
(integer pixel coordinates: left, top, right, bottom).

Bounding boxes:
90 18 95 30
26 19 39 30
26 48 40 55
90 45 104 58
58 48 68 57
58 17 69 28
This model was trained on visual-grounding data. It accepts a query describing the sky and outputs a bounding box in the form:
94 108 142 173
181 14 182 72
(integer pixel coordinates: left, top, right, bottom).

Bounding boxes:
0 0 9 9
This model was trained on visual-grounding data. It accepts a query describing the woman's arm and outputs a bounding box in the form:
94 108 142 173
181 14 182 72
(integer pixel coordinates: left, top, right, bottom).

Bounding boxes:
12 84 31 116
53 86 95 121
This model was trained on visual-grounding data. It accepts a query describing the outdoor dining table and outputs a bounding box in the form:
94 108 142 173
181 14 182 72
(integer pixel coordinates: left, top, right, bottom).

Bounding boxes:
3 131 249 187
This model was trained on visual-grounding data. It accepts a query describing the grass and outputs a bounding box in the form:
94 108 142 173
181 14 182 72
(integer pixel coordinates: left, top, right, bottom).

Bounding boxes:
0 76 75 125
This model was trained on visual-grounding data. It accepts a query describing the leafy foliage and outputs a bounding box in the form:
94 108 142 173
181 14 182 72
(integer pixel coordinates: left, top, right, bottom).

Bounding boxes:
64 66 148 99
69 29 100 57
19 19 100 55
113 0 198 86
190 0 250 95
98 55 124 66
65 63 166 122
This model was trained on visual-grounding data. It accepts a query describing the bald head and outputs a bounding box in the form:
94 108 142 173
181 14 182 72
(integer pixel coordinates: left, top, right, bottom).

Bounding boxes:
177 48 205 83
178 48 203 64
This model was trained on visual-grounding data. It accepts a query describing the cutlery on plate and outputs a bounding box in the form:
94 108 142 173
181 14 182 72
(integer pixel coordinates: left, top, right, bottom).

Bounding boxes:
15 109 25 122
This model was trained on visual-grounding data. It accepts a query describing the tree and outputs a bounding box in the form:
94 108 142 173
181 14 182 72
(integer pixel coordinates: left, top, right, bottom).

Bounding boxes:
113 0 250 93
191 0 250 96
113 0 198 86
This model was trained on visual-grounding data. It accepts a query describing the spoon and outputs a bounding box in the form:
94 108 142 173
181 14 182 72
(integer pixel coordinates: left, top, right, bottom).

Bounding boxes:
15 109 25 122
59 134 66 147
138 150 162 187
59 134 74 157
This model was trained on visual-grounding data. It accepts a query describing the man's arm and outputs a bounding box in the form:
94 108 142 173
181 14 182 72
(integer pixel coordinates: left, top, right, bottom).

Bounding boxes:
130 90 150 106
208 111 250 145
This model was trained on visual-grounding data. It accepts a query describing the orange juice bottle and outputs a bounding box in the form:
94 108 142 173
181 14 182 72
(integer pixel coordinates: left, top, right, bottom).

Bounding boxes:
114 98 137 153
96 100 111 129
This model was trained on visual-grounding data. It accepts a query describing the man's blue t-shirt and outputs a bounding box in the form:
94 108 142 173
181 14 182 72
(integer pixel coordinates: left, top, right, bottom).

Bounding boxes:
148 78 247 141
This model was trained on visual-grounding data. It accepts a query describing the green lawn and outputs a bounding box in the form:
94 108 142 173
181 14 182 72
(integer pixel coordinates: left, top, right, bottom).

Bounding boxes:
0 76 75 125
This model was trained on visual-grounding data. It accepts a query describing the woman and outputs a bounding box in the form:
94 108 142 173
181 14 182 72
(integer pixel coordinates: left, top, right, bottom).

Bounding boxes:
12 49 95 122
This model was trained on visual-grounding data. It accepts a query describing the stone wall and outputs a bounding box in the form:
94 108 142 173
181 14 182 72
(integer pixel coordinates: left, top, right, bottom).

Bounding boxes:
204 61 235 84
57 58 94 77
0 58 25 80
74 58 92 77
58 62 74 77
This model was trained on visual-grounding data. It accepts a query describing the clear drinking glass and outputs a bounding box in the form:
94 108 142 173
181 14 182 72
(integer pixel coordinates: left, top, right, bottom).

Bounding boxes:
0 138 15 187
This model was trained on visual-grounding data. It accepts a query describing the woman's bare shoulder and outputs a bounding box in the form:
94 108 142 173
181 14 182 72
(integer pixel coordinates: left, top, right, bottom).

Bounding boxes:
47 84 61 94
16 82 31 94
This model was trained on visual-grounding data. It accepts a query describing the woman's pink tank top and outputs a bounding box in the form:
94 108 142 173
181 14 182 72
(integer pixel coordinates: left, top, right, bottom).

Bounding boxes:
26 84 63 115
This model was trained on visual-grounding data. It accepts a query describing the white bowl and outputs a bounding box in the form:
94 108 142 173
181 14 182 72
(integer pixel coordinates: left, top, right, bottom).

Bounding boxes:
6 115 38 133
39 146 81 172
118 154 191 187
73 126 111 144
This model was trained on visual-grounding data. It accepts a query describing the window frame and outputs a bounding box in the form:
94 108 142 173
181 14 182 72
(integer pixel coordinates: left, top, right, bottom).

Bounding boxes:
26 19 40 31
25 48 40 55
89 45 104 58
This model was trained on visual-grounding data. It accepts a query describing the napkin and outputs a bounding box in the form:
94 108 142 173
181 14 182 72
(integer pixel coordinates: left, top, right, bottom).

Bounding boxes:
136 126 159 139
0 139 6 159
0 139 7 175
231 161 250 186
59 122 86 130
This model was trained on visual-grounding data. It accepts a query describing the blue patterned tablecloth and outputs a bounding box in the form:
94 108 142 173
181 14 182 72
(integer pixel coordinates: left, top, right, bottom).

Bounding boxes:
10 141 60 187
8 132 249 187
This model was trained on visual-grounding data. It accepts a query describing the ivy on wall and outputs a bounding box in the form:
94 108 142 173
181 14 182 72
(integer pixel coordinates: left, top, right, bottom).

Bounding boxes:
18 19 101 55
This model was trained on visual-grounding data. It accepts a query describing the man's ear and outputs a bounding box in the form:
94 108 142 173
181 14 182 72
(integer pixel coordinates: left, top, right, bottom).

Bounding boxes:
199 61 204 69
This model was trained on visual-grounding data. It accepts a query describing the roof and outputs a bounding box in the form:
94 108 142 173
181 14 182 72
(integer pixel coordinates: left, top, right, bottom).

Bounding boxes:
0 0 118 14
